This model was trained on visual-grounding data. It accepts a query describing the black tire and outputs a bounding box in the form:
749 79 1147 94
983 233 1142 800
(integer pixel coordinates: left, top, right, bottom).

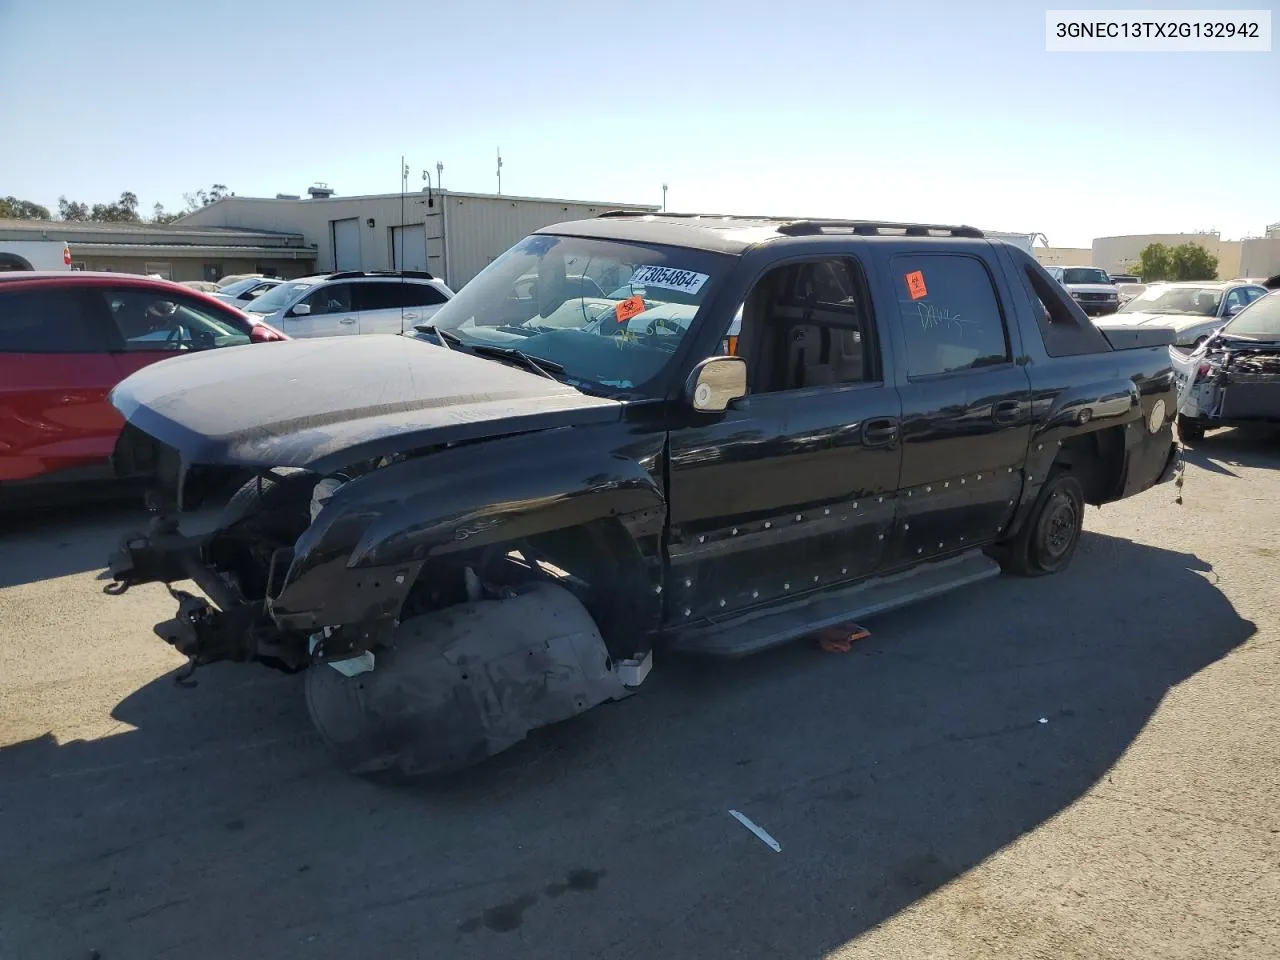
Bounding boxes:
1177 414 1205 443
995 473 1085 578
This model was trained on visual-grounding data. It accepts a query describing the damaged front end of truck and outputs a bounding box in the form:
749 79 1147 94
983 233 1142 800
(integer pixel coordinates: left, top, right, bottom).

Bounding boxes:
103 335 666 779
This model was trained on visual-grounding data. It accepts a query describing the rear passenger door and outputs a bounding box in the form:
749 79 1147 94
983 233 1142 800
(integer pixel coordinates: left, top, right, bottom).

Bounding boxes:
876 250 1033 566
0 286 122 483
351 281 406 335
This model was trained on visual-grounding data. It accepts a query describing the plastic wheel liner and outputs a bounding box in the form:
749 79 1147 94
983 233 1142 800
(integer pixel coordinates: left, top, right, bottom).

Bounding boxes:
305 582 624 778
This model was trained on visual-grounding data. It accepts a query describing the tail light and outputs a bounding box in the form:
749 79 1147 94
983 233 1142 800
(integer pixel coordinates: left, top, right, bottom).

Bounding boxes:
249 324 288 343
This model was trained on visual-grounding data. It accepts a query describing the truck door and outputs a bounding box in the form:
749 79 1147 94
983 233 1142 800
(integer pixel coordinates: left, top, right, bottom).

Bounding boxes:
664 256 902 623
875 248 1033 564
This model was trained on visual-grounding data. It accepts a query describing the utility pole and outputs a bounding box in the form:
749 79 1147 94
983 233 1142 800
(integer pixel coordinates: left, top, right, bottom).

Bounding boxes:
496 148 503 196
662 182 668 212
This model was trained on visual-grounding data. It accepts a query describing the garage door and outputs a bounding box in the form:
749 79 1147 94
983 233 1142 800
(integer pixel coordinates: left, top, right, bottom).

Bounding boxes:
392 225 428 272
332 218 361 271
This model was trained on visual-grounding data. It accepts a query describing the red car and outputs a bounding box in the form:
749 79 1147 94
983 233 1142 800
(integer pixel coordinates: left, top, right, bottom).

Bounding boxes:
0 271 287 491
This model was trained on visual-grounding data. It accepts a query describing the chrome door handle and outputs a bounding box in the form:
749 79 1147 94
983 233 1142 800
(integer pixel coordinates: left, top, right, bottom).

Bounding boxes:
339 317 357 324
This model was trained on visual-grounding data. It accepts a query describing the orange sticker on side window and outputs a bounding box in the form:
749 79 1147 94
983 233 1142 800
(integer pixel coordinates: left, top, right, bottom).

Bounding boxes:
905 270 928 300
615 295 646 323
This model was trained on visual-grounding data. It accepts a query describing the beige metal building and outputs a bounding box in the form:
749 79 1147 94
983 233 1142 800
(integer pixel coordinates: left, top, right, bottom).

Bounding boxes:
1092 232 1240 279
0 219 316 281
178 188 658 291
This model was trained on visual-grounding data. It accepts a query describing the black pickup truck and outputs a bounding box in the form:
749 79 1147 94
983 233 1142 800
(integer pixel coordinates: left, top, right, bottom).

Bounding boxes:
105 215 1181 781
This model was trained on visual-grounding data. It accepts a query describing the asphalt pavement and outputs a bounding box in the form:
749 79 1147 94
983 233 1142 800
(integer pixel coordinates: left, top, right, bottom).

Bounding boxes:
1 431 1278 960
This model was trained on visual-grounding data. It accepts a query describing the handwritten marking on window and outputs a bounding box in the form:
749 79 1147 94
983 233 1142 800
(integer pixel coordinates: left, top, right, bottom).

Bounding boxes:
917 302 977 337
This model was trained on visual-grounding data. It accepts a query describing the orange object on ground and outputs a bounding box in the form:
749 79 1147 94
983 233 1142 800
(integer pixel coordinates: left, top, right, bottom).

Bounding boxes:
814 622 871 653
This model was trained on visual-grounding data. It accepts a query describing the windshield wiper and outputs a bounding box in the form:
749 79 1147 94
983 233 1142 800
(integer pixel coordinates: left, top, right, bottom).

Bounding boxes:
469 344 565 380
413 323 463 350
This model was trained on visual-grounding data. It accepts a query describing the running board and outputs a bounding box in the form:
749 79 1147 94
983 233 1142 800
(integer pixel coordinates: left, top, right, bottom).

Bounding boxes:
669 551 1002 658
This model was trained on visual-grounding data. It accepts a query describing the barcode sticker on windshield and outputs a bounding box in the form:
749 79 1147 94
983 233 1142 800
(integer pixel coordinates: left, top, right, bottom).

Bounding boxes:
630 265 709 295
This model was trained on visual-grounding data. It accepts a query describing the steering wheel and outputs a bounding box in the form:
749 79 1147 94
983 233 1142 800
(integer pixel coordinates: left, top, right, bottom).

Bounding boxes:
163 321 190 349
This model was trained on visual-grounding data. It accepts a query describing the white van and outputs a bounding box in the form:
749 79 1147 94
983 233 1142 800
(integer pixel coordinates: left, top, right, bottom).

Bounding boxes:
0 239 73 272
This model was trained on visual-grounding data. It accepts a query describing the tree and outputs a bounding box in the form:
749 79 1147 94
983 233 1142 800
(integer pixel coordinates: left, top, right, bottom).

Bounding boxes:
1169 242 1218 281
1135 243 1172 281
183 183 233 212
89 191 140 223
0 196 52 220
1135 241 1219 281
152 202 182 224
57 196 90 221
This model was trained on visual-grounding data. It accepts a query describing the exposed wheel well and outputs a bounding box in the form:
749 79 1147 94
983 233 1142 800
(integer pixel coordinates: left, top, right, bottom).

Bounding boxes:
1054 426 1126 505
402 519 655 659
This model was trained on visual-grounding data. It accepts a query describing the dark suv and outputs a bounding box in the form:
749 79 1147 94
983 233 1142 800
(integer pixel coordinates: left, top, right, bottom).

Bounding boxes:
106 215 1180 782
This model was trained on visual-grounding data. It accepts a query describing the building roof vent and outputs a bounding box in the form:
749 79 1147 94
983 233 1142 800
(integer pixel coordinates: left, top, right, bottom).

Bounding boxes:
307 183 335 199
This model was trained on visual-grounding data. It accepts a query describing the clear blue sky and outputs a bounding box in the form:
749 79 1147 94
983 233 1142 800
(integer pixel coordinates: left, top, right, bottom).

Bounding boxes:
1 0 1275 247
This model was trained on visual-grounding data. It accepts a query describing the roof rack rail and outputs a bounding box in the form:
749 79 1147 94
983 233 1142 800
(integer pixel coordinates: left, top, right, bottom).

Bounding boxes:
775 220 984 239
325 269 435 281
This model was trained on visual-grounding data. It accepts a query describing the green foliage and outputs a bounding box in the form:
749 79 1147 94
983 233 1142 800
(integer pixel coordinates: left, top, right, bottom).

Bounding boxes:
183 183 232 212
1134 242 1219 282
1168 243 1218 281
0 196 52 220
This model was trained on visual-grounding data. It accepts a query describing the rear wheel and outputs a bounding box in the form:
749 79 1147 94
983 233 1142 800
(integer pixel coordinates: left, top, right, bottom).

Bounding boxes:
994 473 1085 577
1177 414 1205 443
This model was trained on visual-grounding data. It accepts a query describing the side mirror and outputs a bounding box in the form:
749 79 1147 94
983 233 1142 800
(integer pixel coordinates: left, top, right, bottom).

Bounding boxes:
1226 303 1245 317
290 303 311 317
685 356 746 412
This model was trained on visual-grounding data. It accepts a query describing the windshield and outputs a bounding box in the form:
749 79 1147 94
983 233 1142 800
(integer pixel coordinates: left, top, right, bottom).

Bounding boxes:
1118 285 1222 316
244 279 315 314
217 277 263 297
1222 292 1280 340
426 234 730 396
1062 268 1111 285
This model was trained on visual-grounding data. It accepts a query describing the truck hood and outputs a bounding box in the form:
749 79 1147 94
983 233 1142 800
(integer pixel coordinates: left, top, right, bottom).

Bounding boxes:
110 335 622 473
1065 283 1118 295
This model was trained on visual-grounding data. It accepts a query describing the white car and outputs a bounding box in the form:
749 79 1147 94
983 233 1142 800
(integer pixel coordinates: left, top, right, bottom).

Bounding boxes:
1045 265 1120 316
1094 280 1271 349
212 276 283 307
240 270 455 338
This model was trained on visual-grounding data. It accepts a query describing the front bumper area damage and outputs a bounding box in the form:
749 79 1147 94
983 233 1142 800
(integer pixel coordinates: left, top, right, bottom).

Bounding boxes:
107 514 314 674
1174 344 1280 428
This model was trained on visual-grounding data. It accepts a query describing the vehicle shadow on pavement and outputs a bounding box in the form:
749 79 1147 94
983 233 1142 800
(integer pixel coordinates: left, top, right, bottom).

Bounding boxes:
1180 426 1280 478
0 532 1254 960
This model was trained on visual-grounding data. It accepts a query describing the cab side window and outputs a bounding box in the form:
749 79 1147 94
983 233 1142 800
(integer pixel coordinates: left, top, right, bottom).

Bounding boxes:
301 283 352 315
891 254 1011 377
737 258 879 394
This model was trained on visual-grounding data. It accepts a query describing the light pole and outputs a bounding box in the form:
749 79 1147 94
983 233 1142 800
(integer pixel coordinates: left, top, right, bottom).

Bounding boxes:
662 183 668 212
